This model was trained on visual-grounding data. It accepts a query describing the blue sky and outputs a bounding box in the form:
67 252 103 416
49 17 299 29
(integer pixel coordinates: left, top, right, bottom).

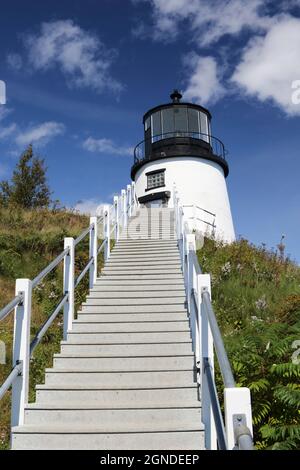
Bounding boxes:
0 0 300 261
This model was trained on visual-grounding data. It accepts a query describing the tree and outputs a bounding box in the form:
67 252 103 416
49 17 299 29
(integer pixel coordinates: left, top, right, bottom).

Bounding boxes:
0 145 52 208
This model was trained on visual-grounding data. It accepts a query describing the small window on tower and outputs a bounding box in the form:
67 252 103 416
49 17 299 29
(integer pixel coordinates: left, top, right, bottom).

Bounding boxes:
147 170 165 190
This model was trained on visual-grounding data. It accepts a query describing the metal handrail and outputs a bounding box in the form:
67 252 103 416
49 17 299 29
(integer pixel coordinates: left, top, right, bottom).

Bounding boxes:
74 224 93 246
134 131 227 163
0 294 23 322
204 358 227 450
30 293 69 355
75 257 94 288
201 290 235 388
0 362 22 401
32 248 69 288
97 239 107 255
182 204 216 218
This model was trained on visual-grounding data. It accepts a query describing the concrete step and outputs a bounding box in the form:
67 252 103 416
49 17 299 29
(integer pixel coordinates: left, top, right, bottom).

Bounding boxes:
86 290 185 298
66 331 191 344
83 297 186 306
76 312 188 322
102 268 182 274
91 283 185 290
44 370 195 387
35 385 198 404
53 355 195 371
106 260 180 266
99 274 183 280
12 428 204 450
24 405 201 426
71 321 189 333
79 305 186 314
59 342 193 356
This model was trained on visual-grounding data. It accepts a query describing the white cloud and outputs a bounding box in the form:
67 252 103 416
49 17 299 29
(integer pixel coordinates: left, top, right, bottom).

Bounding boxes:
83 137 133 156
134 0 273 45
0 107 17 140
15 121 65 147
74 199 106 216
183 54 225 105
23 19 122 94
7 53 23 70
231 15 300 116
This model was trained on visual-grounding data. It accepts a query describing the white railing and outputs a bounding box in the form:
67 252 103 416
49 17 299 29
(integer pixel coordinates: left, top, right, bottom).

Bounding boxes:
0 181 137 429
173 186 254 450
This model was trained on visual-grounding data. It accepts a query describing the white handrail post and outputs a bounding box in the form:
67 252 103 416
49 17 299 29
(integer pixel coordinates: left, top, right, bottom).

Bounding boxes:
224 388 253 450
121 189 127 228
89 217 98 289
104 205 110 261
114 196 119 241
199 273 217 450
127 184 132 218
131 182 136 213
63 238 75 340
186 234 195 314
11 278 32 426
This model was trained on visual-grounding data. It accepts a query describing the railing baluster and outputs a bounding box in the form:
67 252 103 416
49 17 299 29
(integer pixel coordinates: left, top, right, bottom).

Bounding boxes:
199 273 217 450
224 388 253 450
127 184 132 217
103 205 110 261
11 278 32 426
63 238 75 340
114 196 119 241
121 189 127 228
89 217 98 289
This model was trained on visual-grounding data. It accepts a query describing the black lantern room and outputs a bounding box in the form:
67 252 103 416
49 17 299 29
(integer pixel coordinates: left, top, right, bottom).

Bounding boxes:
131 90 228 180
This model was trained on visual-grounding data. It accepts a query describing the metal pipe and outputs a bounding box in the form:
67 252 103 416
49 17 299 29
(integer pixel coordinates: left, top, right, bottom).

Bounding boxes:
32 248 69 288
97 239 107 255
0 294 23 322
74 224 93 246
30 293 68 356
75 257 94 288
0 362 22 401
202 291 235 388
204 358 227 450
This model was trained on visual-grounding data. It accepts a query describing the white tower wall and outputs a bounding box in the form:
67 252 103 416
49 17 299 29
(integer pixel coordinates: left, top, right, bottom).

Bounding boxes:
134 156 235 243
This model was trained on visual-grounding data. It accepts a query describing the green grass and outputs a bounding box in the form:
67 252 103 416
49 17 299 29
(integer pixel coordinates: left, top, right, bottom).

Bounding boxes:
197 237 300 449
0 205 100 449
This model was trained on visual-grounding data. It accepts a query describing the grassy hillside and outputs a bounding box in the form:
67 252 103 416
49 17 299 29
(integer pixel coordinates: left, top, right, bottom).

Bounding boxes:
0 208 299 449
198 238 300 449
0 206 95 449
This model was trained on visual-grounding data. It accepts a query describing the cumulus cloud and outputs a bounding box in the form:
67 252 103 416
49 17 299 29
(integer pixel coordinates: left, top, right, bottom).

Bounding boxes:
83 137 133 156
13 19 122 94
74 199 106 215
15 121 65 147
0 107 17 139
7 53 23 70
183 54 225 105
231 16 300 116
133 0 273 45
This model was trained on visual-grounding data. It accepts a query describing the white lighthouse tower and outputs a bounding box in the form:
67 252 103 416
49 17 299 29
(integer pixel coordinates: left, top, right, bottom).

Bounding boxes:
131 90 235 243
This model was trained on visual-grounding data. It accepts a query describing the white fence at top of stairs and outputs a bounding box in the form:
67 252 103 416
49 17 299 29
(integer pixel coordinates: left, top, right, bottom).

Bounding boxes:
0 180 254 450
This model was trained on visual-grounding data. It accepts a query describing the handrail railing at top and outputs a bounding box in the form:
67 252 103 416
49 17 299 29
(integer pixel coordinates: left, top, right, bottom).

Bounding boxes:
0 180 137 432
134 131 227 164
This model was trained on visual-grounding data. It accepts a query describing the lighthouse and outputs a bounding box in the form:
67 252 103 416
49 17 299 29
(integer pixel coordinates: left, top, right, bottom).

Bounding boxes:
131 90 235 243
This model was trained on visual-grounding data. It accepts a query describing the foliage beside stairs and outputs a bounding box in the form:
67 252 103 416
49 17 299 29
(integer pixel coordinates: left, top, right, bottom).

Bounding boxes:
198 238 300 450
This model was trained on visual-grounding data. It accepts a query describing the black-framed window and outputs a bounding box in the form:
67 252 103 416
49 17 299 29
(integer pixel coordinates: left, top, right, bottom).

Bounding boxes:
146 169 165 190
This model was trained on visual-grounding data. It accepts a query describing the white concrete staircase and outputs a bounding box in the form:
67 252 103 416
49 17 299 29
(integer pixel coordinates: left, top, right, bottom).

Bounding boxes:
11 208 205 450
